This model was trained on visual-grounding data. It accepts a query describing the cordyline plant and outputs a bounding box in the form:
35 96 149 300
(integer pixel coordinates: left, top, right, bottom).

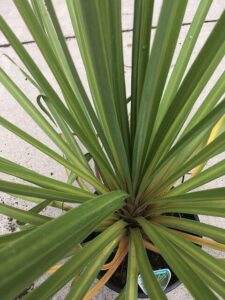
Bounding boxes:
0 0 225 299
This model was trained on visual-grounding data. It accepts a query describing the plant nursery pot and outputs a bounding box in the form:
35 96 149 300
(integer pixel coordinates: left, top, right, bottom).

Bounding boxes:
84 213 200 298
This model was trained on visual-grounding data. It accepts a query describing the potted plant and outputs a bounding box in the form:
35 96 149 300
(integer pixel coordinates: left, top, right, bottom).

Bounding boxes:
0 0 225 299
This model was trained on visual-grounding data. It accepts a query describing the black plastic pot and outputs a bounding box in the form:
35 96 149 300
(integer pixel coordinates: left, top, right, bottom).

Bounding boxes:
84 213 200 298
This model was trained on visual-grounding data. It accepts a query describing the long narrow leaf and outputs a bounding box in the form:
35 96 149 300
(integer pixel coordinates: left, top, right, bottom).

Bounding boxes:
0 203 50 225
0 117 106 192
0 157 92 198
0 69 101 186
150 222 225 279
131 228 166 300
154 0 213 131
132 0 188 190
42 0 119 173
67 0 132 191
168 159 225 196
130 0 154 141
175 245 225 299
65 240 118 300
125 233 138 300
25 221 125 300
145 11 225 177
138 218 218 299
0 15 119 189
0 229 33 249
0 192 127 299
153 216 225 244
140 97 225 195
0 180 90 203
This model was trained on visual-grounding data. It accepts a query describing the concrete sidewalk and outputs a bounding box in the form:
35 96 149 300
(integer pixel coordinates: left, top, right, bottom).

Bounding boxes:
0 1 224 299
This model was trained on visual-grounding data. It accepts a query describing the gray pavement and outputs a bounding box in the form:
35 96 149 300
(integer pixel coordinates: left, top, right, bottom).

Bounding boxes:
0 1 224 299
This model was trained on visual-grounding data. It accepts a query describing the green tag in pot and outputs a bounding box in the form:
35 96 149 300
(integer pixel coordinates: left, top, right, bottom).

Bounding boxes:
138 268 171 295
